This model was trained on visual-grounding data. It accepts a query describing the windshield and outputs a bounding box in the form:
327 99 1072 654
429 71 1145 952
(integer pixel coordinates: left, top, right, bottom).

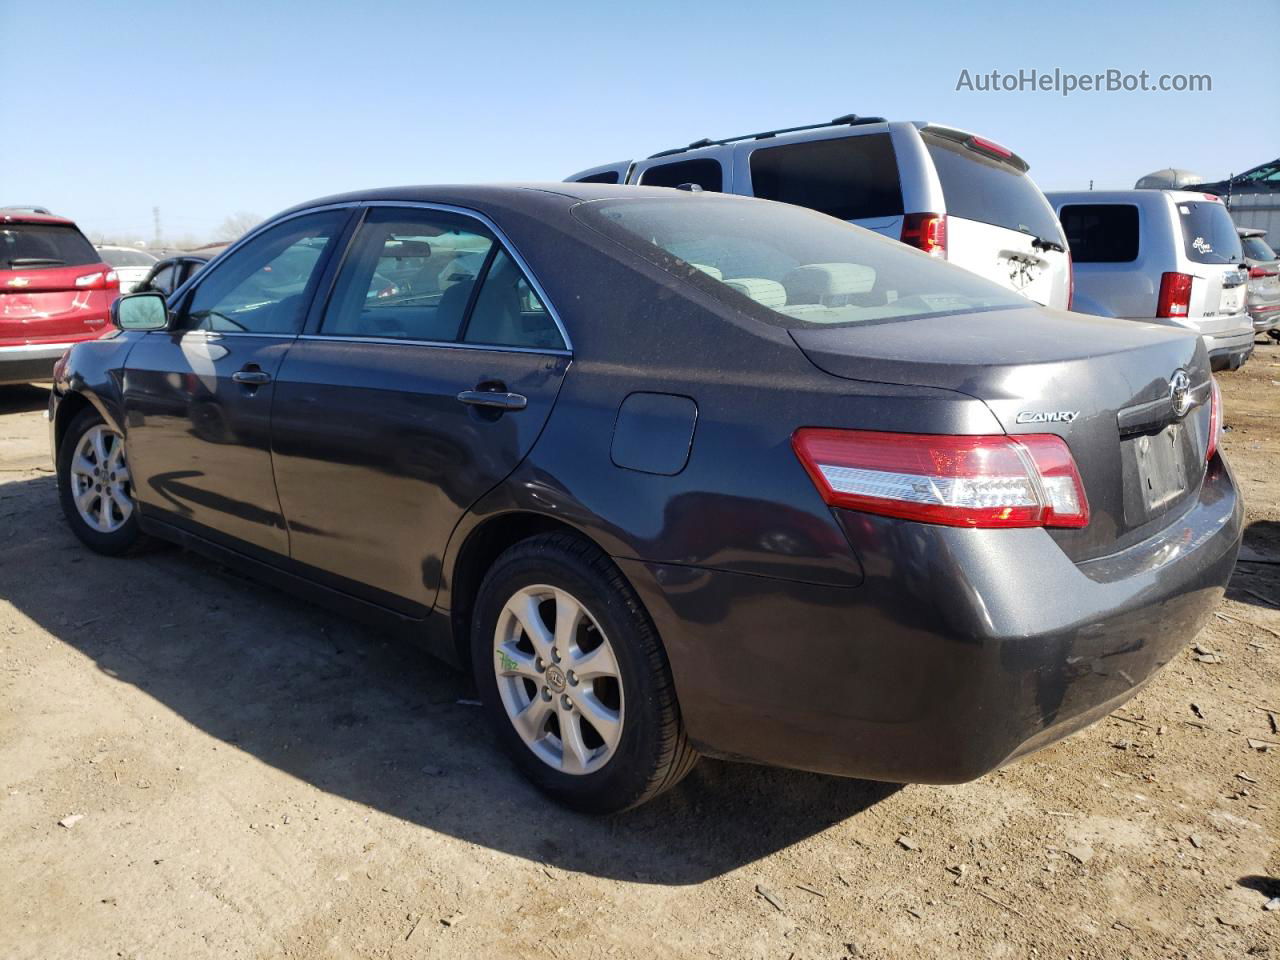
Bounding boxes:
1177 201 1243 265
573 196 1029 328
0 223 100 269
1241 235 1276 261
98 247 157 268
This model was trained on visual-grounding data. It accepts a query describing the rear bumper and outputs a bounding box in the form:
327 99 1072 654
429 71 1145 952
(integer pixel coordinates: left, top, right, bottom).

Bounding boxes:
620 455 1242 783
0 341 75 385
1248 303 1280 333
1201 323 1255 371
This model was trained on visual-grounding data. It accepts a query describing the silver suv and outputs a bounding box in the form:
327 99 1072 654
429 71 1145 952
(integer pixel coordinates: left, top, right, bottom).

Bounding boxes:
568 116 1071 309
1048 190 1254 371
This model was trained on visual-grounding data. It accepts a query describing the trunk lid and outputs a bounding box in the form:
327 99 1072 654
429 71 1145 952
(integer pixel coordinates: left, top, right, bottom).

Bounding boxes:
790 305 1213 561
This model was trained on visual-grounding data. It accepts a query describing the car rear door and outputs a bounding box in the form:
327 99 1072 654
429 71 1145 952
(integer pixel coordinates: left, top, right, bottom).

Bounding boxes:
919 128 1070 309
121 207 354 556
269 204 570 615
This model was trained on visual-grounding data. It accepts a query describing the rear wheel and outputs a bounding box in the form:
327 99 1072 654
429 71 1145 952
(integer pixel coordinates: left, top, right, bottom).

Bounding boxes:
1269 329 1280 342
57 407 143 555
471 532 697 813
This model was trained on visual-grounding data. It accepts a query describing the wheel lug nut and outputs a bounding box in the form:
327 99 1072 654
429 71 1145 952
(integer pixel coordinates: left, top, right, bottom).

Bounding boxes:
541 687 551 701
535 657 545 672
560 694 573 711
567 670 578 686
551 648 561 664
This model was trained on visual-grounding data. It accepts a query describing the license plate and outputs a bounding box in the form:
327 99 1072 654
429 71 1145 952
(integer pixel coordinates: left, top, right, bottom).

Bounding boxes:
1134 424 1189 513
1220 287 1243 314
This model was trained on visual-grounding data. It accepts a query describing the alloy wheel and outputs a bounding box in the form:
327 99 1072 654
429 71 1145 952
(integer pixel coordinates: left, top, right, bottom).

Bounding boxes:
69 425 133 534
492 584 624 775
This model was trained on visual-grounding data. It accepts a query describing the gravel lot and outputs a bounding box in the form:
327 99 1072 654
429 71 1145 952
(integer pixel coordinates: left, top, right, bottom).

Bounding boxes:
2 346 1278 960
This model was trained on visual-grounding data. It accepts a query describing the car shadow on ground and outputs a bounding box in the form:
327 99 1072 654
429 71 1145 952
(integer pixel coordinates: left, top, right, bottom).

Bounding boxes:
0 473 899 885
1227 520 1280 611
0 383 50 415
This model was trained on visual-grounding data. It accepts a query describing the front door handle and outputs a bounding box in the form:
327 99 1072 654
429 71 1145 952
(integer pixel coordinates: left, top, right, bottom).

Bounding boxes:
232 369 272 385
456 390 527 411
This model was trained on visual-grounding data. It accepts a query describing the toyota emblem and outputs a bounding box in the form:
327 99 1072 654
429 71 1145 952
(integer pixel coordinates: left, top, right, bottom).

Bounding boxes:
1169 369 1192 418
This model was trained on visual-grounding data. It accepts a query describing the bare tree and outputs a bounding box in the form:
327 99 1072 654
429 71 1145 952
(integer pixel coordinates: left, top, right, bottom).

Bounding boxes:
215 211 263 242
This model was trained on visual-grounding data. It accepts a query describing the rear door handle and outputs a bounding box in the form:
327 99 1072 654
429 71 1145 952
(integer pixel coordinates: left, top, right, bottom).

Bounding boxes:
456 390 527 411
232 369 272 385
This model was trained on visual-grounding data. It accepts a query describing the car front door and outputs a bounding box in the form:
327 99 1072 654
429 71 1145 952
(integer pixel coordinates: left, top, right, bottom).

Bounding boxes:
269 204 570 614
122 207 353 555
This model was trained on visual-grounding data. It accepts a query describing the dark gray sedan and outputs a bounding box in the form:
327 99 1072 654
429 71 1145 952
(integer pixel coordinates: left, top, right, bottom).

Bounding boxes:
48 184 1242 812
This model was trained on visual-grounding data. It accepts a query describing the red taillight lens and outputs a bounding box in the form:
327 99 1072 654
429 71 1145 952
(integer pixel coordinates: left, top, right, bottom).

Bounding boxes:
1206 377 1222 462
1156 272 1193 318
73 270 119 290
792 428 1089 529
1248 265 1277 279
901 213 947 258
968 135 1014 159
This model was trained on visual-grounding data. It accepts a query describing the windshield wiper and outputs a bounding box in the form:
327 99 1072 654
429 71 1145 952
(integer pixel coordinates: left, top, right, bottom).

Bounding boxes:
6 257 66 267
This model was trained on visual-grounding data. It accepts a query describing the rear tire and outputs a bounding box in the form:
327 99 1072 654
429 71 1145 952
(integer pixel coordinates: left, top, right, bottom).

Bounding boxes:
57 407 144 556
471 532 697 813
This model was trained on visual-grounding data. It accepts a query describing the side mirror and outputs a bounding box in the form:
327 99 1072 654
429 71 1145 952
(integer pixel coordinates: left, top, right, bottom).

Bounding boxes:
112 291 169 331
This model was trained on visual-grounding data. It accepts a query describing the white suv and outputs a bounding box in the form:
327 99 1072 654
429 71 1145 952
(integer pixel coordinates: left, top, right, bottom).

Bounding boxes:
1048 190 1254 371
568 115 1071 309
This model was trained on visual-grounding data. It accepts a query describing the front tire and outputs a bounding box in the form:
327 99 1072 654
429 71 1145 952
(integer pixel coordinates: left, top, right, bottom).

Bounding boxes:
471 532 697 813
57 407 143 555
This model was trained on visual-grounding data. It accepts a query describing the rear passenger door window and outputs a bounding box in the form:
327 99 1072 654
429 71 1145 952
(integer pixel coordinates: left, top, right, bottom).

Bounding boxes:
639 158 723 192
462 249 564 350
149 263 177 294
1058 205 1139 263
748 134 904 220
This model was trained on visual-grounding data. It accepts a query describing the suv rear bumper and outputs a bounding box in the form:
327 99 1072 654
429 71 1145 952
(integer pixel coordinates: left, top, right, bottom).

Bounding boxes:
0 342 74 385
619 455 1241 783
1200 319 1255 371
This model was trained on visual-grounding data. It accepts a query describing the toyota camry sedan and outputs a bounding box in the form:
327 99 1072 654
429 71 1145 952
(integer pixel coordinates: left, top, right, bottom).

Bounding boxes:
48 184 1242 813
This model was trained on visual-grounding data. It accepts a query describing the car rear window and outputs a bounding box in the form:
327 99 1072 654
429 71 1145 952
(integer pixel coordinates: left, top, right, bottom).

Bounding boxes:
1058 204 1140 263
639 158 723 192
748 134 904 221
922 132 1064 244
573 196 1027 329
0 223 100 269
576 171 621 184
1240 235 1276 261
98 247 157 268
1176 200 1243 265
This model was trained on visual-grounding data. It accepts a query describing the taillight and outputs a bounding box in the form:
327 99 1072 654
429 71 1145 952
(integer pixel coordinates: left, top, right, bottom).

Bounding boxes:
1206 377 1222 462
968 135 1014 159
1249 265 1277 279
73 270 119 290
791 428 1089 529
1157 272 1193 318
901 213 947 258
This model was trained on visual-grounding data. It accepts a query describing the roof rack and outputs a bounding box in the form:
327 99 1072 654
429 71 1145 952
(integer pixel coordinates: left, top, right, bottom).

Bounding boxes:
646 114 888 159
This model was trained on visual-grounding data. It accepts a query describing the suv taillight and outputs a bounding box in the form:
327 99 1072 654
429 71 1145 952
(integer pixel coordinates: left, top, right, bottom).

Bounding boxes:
1156 272 1193 318
1248 265 1277 279
901 213 947 258
792 428 1089 529
74 270 119 290
1206 377 1222 462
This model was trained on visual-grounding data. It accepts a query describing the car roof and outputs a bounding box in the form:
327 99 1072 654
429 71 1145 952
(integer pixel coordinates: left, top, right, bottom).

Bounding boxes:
1046 189 1225 203
1 210 78 227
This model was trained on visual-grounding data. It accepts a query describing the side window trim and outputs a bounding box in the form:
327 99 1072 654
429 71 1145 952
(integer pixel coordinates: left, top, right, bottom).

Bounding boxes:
454 243 500 343
174 203 359 335
298 200 573 354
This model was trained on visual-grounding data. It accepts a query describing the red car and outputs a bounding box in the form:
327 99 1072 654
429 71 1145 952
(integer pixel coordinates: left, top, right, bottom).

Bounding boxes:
1 211 119 385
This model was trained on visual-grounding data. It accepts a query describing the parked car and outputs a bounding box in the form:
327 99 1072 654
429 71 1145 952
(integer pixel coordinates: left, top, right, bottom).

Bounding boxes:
1 211 118 385
133 253 213 297
95 245 159 293
50 184 1241 812
567 115 1072 309
1238 227 1280 339
1049 190 1254 371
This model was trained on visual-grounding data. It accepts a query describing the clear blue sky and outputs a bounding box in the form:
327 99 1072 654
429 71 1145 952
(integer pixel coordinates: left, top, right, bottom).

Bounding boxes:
2 0 1274 243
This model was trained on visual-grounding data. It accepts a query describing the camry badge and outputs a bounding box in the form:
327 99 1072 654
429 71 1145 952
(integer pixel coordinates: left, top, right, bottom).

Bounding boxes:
1169 369 1192 418
1015 410 1079 424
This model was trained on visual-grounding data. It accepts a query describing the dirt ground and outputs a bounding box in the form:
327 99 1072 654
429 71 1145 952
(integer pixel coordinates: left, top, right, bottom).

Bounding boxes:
1 346 1278 960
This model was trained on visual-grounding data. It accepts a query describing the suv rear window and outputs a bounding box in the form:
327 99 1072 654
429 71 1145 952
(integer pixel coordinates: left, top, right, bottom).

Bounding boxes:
639 158 723 192
1177 201 1243 265
1240 235 1275 261
748 134 904 221
98 247 157 268
0 223 100 269
573 196 1026 329
1058 204 1140 263
922 132 1064 244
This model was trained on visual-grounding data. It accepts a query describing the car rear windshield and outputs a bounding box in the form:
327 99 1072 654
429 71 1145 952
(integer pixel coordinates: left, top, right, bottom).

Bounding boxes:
0 223 100 269
98 247 157 267
748 133 904 221
922 132 1064 244
1241 235 1276 261
573 196 1028 329
1176 200 1243 265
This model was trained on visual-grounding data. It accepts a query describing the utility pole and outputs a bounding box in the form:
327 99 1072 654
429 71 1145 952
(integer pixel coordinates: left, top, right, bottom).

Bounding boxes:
152 206 161 249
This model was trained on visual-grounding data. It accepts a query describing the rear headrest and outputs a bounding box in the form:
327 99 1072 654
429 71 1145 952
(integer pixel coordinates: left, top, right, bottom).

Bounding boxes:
723 277 787 309
783 263 876 303
690 263 723 280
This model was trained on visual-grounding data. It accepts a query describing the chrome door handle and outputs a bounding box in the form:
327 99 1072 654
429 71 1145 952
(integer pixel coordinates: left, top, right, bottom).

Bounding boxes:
232 370 272 385
456 390 527 411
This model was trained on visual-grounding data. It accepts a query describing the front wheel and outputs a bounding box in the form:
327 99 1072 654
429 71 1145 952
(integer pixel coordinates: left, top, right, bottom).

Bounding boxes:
471 532 697 813
57 407 144 555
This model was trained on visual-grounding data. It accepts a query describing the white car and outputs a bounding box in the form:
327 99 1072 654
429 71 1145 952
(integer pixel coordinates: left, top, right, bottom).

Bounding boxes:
567 115 1072 309
95 245 158 293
